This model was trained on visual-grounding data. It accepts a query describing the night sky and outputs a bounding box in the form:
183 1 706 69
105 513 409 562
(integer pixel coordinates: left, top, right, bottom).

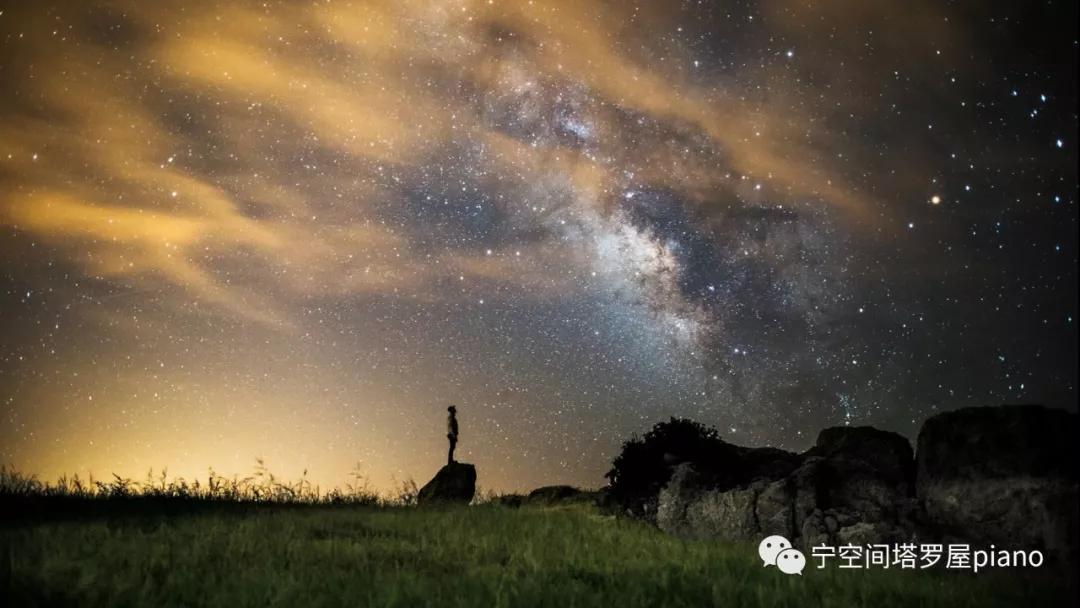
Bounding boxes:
1 0 1077 493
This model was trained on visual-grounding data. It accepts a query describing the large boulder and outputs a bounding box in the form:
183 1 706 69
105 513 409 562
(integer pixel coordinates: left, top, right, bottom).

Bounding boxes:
657 426 917 547
417 462 476 505
803 426 916 522
916 405 1078 557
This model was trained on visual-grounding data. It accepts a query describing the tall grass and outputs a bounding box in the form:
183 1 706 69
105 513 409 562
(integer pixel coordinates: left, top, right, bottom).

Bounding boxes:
0 462 421 506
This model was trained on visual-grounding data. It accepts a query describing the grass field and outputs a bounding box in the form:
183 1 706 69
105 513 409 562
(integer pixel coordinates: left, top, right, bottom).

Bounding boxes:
3 501 1075 608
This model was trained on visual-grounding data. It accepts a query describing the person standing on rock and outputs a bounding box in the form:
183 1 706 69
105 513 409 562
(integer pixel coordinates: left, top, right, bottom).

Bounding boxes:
446 405 459 465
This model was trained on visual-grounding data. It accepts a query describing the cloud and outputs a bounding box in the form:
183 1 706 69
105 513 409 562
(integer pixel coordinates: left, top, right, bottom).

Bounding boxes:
0 0 918 330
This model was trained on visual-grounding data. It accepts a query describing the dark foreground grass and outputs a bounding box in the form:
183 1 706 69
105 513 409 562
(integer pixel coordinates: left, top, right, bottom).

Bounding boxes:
3 503 1075 608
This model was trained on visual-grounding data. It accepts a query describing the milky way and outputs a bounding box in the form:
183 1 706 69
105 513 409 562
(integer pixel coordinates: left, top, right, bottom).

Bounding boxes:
1 0 1076 492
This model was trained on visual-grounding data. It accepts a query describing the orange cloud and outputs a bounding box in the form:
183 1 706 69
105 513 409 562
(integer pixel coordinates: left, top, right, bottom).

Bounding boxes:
0 0 890 327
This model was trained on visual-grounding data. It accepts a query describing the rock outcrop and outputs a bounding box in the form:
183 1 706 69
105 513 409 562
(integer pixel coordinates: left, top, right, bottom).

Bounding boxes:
651 405 1078 560
916 405 1078 557
417 462 476 505
657 426 917 547
495 485 602 508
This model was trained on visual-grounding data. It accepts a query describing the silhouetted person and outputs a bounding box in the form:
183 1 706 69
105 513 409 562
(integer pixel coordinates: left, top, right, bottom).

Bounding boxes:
446 405 459 465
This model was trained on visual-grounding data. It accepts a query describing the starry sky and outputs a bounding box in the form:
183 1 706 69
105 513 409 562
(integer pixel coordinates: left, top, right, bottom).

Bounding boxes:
1 0 1076 493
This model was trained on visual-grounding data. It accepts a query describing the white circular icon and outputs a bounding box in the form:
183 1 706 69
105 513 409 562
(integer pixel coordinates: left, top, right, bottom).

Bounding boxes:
776 547 807 575
758 535 792 566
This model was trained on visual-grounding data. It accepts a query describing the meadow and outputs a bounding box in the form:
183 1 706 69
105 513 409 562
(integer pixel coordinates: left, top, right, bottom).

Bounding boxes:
1 468 1075 607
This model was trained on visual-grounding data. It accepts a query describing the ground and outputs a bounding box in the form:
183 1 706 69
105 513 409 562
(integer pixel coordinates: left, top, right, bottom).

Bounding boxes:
3 503 1075 607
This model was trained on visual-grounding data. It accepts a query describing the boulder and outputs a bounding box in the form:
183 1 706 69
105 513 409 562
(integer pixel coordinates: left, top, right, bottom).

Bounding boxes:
803 426 916 523
526 485 584 504
755 477 794 536
733 446 803 485
796 427 919 547
417 462 476 505
916 405 1078 557
656 464 707 538
658 467 796 541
